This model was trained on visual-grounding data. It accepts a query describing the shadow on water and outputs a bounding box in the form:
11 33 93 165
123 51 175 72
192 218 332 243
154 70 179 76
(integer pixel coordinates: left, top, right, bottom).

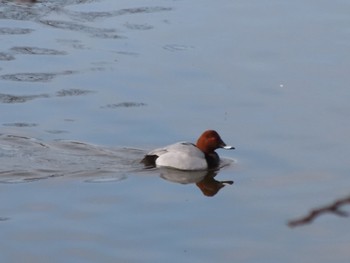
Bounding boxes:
0 134 234 196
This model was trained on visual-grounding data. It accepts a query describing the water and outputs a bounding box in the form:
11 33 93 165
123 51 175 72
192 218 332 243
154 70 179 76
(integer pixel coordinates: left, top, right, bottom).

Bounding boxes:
1 0 350 262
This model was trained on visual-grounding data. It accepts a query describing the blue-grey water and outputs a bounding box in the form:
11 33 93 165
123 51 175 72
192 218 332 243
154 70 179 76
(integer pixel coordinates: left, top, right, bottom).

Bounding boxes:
1 1 350 262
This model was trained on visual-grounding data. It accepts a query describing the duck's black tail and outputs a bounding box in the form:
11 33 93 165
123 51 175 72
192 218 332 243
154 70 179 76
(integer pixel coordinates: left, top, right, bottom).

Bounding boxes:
140 155 158 168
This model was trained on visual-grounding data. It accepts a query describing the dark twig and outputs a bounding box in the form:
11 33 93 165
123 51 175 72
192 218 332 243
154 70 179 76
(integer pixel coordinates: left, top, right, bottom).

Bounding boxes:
288 195 350 227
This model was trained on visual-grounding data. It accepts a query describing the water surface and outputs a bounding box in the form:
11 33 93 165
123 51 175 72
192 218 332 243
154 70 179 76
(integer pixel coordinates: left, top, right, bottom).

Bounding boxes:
1 1 350 262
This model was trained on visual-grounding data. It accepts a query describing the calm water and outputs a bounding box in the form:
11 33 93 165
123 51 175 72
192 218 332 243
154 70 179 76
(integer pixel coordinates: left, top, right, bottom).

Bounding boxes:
1 0 350 262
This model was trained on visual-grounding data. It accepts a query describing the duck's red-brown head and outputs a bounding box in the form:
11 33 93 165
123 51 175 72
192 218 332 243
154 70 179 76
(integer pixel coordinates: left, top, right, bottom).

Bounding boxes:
196 130 234 154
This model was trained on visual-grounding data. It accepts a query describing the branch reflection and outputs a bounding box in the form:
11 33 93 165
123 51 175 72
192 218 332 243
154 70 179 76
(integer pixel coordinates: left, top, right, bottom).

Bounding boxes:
288 194 350 227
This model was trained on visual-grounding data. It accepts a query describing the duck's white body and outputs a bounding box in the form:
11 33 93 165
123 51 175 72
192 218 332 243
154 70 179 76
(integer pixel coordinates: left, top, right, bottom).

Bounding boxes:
147 142 208 170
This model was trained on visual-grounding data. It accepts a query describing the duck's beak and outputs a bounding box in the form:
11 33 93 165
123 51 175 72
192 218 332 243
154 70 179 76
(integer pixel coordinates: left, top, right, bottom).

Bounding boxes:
219 139 235 150
222 145 235 150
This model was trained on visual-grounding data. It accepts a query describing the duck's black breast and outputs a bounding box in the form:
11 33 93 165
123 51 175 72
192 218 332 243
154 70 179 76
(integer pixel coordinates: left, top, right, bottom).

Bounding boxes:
204 152 220 169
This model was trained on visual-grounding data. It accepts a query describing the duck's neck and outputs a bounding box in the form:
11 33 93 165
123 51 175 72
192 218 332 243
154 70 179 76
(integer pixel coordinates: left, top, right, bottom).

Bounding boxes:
204 152 220 169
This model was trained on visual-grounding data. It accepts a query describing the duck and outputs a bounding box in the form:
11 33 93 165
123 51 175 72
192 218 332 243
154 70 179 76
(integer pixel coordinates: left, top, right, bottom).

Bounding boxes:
141 130 234 170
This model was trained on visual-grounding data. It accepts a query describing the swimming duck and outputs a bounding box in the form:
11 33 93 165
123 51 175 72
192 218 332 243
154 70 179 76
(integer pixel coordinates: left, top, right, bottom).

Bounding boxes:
141 130 234 170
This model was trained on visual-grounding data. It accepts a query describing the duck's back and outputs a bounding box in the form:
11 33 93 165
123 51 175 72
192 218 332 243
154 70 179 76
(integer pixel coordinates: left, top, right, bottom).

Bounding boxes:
149 142 208 170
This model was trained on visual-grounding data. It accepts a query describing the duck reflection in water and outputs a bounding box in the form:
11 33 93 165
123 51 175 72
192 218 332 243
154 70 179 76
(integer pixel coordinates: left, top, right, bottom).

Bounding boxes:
158 167 233 197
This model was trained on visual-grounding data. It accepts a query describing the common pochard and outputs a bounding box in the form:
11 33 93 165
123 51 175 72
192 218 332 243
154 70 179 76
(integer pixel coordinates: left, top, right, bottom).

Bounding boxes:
141 130 234 170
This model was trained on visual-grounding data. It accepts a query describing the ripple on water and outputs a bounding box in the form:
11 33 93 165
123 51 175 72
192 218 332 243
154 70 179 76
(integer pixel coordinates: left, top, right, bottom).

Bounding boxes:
0 88 92 104
0 134 146 184
56 88 94 97
101 102 147 108
39 19 123 39
84 174 127 183
163 44 195 52
65 6 172 22
0 52 15 61
10 46 67 55
0 93 49 103
0 70 75 82
0 7 39 21
45 130 69 134
56 39 88 50
124 23 153 30
0 171 63 184
3 123 38 127
0 27 34 35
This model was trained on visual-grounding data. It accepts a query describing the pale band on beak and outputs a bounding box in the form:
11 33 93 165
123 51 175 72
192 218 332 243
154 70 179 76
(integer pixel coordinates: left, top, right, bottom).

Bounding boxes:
223 145 235 150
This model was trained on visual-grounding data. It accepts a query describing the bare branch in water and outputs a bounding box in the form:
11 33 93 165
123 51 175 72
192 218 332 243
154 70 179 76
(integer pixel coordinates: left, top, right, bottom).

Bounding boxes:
288 195 350 227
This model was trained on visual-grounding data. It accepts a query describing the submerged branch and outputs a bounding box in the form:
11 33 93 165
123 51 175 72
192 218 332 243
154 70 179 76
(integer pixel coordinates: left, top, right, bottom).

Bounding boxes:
288 195 350 227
